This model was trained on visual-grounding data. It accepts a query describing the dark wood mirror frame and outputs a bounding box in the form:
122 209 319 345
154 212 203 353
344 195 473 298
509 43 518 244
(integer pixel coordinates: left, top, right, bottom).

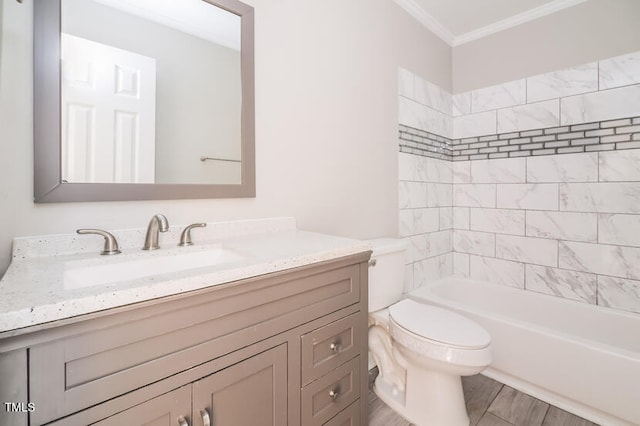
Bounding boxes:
34 0 255 203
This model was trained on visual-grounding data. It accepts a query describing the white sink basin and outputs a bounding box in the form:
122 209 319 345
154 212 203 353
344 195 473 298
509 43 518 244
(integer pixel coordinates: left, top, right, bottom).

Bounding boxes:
63 246 245 290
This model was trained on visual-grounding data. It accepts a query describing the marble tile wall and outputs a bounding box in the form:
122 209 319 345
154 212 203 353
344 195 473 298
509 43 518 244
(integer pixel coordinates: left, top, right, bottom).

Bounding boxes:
451 152 640 314
452 51 640 139
398 152 453 293
398 50 640 143
397 50 640 314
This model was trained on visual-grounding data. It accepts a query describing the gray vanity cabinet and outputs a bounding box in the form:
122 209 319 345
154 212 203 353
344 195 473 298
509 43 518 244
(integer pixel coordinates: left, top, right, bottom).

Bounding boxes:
94 344 287 426
0 252 370 426
92 386 192 426
192 344 288 426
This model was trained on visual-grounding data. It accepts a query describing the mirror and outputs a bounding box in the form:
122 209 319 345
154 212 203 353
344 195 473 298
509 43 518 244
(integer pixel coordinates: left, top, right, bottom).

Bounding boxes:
34 0 254 202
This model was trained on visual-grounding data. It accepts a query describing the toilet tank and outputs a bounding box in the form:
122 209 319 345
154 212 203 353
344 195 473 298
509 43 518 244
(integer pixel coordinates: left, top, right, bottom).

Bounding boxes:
367 238 407 312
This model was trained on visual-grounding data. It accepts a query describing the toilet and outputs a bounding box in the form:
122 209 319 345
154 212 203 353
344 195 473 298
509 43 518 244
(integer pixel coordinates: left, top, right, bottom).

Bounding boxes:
367 238 491 426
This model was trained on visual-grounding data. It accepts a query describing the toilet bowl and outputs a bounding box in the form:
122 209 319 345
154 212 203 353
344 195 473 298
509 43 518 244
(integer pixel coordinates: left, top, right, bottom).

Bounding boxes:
367 239 491 426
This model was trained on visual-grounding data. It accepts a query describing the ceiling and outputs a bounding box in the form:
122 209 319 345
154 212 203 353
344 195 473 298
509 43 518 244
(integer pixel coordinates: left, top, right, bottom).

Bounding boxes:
93 0 241 50
394 0 588 46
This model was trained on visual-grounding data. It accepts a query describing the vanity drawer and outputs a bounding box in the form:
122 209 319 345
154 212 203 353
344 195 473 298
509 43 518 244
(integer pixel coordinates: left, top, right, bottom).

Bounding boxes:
301 356 360 426
324 400 361 426
29 261 362 425
301 313 360 385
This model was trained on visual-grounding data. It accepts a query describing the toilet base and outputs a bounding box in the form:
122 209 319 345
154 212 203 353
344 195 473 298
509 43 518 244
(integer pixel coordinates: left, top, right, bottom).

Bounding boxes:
374 362 470 426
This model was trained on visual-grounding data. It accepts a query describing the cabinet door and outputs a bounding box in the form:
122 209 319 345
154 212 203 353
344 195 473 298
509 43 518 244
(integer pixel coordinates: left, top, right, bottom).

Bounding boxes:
93 385 191 426
192 344 287 426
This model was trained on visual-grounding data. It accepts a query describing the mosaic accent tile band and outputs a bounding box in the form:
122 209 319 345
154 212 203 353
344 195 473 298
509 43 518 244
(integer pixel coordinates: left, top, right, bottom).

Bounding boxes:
399 116 640 161
398 126 453 160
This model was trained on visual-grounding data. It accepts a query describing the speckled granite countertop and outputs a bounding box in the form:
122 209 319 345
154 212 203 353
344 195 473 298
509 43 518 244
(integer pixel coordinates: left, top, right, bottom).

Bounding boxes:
0 218 371 334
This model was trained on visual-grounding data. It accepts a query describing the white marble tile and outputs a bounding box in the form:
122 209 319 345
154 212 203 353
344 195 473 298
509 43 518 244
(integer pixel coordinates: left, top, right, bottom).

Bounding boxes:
452 161 471 183
399 181 427 209
414 253 453 287
398 152 416 182
599 51 640 90
439 207 453 230
497 183 559 210
453 110 497 139
399 209 414 237
427 183 452 207
452 92 471 116
399 96 425 130
526 152 598 183
469 255 525 288
403 263 415 294
471 79 526 113
415 208 442 234
560 84 640 125
405 235 427 263
454 184 496 208
453 207 470 230
559 241 640 280
471 158 526 183
559 183 640 214
497 100 560 134
453 230 495 256
526 211 597 242
527 63 598 103
453 252 469 277
418 157 453 183
399 208 440 237
425 230 452 258
398 67 415 98
495 234 558 267
399 97 453 137
597 275 640 314
525 264 597 303
415 76 452 115
599 150 640 182
470 208 525 235
599 214 640 248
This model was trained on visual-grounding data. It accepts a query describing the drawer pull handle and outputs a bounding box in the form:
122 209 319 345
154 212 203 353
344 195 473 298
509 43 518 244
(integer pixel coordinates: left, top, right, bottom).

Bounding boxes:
201 409 211 426
329 386 340 401
330 341 341 353
178 416 189 426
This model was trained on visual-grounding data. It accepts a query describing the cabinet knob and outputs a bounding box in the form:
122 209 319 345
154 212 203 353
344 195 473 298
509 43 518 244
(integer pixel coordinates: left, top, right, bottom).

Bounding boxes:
329 386 340 401
201 408 211 426
329 340 341 353
177 416 189 426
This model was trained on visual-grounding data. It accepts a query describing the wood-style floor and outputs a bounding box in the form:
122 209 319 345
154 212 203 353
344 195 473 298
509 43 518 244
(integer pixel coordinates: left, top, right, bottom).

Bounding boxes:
368 373 599 426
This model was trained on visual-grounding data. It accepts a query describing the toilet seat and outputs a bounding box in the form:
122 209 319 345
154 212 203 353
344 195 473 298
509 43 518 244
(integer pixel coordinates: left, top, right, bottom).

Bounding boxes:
386 299 491 368
389 299 490 349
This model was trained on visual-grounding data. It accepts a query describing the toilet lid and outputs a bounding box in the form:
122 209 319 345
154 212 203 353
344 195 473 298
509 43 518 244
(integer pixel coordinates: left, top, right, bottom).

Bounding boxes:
388 299 490 349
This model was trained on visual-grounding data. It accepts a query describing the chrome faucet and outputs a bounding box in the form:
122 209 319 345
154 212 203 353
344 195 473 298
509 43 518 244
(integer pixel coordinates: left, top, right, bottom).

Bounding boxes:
142 214 169 250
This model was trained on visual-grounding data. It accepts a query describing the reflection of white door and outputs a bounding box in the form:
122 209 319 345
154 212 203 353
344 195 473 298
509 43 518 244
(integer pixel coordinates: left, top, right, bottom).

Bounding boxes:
61 33 156 183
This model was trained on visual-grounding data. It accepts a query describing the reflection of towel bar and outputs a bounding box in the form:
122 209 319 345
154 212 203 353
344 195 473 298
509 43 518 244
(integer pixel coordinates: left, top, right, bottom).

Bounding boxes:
200 156 241 163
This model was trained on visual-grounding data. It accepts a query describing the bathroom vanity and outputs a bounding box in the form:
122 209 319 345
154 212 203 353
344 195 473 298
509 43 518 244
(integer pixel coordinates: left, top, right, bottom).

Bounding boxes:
0 219 371 426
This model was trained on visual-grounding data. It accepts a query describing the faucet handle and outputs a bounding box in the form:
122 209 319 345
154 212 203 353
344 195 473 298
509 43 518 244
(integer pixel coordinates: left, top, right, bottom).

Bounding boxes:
77 229 121 255
178 223 207 246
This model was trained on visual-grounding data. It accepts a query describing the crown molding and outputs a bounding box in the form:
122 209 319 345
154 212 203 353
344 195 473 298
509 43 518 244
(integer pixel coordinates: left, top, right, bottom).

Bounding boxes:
394 0 589 47
393 0 455 45
452 0 589 46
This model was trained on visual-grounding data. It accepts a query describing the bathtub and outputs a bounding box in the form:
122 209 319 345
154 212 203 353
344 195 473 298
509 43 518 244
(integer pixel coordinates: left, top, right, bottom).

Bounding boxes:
409 277 640 426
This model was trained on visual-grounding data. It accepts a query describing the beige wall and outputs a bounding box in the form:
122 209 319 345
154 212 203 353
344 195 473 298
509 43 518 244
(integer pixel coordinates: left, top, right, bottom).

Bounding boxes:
0 0 450 273
453 0 640 93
